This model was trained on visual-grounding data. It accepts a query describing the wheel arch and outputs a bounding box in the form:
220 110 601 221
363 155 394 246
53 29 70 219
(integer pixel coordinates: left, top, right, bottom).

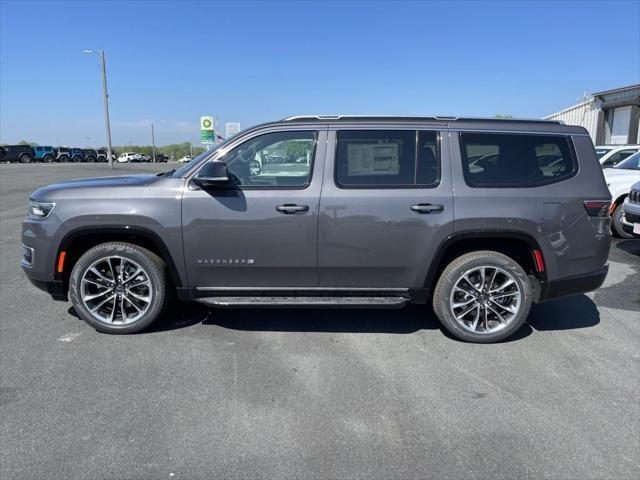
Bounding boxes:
424 230 547 292
55 226 184 291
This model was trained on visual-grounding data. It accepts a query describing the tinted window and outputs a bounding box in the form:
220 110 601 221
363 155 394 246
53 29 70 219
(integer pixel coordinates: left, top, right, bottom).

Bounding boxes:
335 130 439 187
602 149 637 167
460 132 575 187
220 130 316 188
614 152 640 170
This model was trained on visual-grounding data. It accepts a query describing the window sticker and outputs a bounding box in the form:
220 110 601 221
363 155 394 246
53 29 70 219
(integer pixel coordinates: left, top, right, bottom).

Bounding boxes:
346 143 400 176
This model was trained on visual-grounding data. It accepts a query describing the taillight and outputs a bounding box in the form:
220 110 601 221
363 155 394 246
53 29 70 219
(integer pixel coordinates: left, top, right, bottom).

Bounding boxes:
532 249 545 273
583 200 610 217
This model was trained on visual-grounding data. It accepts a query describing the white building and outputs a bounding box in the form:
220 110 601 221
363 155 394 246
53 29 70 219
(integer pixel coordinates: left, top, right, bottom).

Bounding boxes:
225 122 241 139
544 84 640 145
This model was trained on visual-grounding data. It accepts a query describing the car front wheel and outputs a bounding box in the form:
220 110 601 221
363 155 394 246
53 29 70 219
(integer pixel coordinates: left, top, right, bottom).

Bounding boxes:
432 250 532 343
612 203 635 239
69 242 169 334
19 154 31 163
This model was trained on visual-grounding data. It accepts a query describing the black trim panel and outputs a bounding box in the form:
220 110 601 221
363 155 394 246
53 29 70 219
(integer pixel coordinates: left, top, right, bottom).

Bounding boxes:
24 275 67 301
536 266 608 303
424 230 547 289
56 226 184 287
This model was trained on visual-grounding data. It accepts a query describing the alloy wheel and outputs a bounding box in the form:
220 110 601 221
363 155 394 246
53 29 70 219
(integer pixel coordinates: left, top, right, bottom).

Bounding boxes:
80 256 153 325
449 265 522 334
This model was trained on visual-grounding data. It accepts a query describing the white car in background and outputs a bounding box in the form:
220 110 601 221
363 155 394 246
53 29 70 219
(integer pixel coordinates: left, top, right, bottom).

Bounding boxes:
596 145 640 168
117 152 137 163
177 155 192 163
603 152 640 238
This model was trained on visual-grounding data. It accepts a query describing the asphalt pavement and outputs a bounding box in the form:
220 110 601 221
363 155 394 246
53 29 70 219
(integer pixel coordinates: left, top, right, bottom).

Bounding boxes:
1 163 639 479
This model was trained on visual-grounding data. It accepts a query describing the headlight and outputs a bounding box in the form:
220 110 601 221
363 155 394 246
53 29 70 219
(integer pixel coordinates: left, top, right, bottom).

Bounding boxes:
27 201 55 219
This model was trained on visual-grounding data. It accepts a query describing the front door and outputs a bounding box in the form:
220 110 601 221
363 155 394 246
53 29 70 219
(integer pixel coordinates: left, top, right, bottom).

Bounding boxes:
182 129 326 289
318 128 454 288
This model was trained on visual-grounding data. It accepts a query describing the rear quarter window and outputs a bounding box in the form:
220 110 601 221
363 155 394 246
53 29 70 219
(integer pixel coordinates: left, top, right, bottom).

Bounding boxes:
460 132 576 188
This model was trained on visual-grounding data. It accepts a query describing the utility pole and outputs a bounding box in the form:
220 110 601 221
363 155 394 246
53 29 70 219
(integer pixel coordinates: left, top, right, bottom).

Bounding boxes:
83 49 114 169
151 122 156 163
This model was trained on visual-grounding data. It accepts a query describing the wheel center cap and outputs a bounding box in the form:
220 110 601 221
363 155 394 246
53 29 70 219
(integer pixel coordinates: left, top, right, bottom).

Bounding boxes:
115 285 125 295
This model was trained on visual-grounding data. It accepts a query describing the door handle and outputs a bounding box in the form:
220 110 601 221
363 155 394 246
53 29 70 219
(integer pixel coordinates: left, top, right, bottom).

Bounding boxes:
410 203 444 214
276 204 309 214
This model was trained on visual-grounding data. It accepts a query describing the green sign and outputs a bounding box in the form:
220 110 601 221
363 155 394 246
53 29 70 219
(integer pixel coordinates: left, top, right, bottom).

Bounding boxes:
201 130 215 144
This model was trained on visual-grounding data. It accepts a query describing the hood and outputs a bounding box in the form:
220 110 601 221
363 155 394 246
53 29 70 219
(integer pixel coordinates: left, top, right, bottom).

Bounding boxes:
31 174 161 201
603 168 640 183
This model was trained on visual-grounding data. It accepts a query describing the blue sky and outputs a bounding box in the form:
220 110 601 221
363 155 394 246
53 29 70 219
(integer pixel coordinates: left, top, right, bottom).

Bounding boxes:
1 0 639 146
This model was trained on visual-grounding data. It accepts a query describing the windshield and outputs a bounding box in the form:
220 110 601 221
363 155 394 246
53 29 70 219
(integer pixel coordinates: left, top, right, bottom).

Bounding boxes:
614 152 640 171
171 139 234 178
595 148 611 159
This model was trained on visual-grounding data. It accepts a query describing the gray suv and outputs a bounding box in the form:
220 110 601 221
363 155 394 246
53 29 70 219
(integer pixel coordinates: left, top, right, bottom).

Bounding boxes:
21 116 612 342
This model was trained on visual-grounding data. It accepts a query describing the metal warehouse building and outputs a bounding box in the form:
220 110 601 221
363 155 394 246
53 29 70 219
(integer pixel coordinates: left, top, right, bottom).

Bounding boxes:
544 84 640 145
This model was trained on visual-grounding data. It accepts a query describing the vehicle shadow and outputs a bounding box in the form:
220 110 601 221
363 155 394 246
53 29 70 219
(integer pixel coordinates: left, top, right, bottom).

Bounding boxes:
615 239 640 257
70 294 600 340
151 302 534 342
527 294 600 331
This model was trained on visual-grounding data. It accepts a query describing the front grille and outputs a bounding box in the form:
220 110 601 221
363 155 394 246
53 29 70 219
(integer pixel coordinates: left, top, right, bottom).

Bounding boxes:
625 212 640 224
630 190 640 204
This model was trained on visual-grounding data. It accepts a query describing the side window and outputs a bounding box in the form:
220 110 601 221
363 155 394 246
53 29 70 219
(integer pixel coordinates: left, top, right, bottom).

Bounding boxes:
335 130 440 187
460 132 576 188
221 130 316 188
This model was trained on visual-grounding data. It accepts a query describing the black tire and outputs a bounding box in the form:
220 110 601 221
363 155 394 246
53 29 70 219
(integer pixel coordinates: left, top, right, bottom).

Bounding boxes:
72 156 82 162
59 155 69 163
19 154 32 164
612 203 634 239
432 250 533 343
43 155 54 163
69 242 169 334
85 156 95 163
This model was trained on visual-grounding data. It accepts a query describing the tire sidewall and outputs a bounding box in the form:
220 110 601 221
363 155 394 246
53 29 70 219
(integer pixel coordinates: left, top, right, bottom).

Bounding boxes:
433 251 532 343
69 244 166 334
612 203 634 239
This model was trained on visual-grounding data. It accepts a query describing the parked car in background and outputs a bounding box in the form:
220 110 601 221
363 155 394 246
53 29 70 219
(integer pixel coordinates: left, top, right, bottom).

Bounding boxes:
117 152 137 163
603 152 640 238
34 146 57 163
177 155 192 163
69 148 85 162
0 145 35 163
621 181 640 238
155 154 168 163
55 147 71 162
82 149 98 163
597 145 640 168
135 154 150 163
96 149 114 162
21 116 611 343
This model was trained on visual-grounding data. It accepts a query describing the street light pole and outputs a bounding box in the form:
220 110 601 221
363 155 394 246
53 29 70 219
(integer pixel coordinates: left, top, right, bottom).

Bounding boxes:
83 49 114 169
151 122 156 163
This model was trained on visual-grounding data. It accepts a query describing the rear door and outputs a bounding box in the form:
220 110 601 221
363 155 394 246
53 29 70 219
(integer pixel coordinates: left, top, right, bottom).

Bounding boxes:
182 128 327 289
318 127 454 288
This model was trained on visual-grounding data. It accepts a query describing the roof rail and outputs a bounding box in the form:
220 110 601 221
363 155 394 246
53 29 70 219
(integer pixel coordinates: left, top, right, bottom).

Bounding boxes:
281 115 562 124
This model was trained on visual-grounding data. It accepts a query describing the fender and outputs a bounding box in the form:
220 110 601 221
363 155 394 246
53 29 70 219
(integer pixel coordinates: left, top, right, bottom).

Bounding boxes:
423 229 547 290
55 225 184 288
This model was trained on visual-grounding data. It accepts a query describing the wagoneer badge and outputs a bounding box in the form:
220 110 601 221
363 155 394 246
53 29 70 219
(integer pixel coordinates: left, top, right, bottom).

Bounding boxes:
197 258 255 265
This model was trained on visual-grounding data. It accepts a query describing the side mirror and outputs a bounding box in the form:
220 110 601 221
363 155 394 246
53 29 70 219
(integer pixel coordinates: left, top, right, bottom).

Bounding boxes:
193 161 231 188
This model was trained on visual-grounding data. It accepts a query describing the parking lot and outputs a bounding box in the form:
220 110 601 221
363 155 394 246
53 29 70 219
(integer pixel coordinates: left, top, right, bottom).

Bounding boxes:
0 163 638 479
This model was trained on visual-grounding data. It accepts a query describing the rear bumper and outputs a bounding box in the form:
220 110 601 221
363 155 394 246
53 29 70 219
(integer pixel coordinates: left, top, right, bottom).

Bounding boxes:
537 265 608 303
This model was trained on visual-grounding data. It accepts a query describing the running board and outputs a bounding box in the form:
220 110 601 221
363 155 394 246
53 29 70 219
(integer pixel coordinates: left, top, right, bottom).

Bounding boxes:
196 296 410 309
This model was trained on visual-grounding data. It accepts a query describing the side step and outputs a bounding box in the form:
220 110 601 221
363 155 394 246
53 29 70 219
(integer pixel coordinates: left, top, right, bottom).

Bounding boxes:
196 296 410 309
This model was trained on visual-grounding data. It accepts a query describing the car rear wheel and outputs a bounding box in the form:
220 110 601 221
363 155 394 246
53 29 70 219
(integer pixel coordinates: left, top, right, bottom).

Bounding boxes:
19 154 32 164
612 203 635 239
86 156 95 163
72 156 82 162
60 155 69 162
43 155 54 163
69 242 169 334
432 250 532 343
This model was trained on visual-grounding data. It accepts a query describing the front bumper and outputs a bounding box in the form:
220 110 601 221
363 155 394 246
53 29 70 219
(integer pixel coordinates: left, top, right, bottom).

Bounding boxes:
23 273 67 301
537 265 609 303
